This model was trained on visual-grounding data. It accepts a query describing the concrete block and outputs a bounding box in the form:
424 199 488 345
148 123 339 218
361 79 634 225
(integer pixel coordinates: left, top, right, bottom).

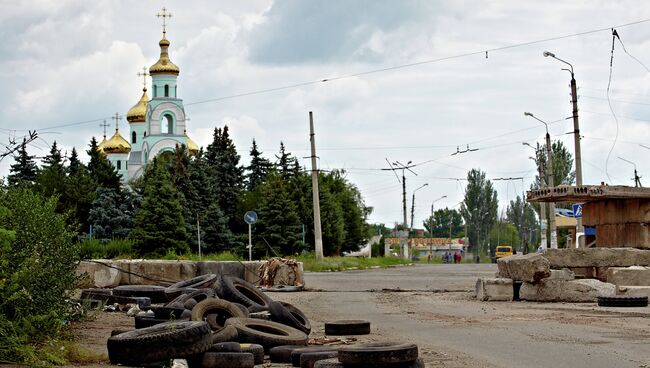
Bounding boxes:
606 266 650 286
124 260 197 285
520 279 616 302
475 278 513 301
242 261 263 284
76 260 121 288
616 285 650 298
544 248 650 268
196 261 245 279
546 268 575 281
497 253 551 283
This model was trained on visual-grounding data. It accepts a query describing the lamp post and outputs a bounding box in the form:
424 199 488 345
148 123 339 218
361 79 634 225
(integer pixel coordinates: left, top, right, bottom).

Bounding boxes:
523 142 547 250
472 208 489 260
410 183 429 232
524 113 558 249
429 195 447 259
544 51 584 245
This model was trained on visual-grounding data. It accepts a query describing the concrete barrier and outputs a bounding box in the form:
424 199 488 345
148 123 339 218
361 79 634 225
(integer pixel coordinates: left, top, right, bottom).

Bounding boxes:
520 279 615 302
606 266 650 286
616 285 650 298
475 278 513 301
77 259 304 288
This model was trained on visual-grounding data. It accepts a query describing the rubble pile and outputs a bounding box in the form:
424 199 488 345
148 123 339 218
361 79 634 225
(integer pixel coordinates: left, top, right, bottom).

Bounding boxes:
476 248 650 305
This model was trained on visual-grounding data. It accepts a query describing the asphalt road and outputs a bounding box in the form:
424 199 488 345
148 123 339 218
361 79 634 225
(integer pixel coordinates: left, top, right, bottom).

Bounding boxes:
273 263 650 368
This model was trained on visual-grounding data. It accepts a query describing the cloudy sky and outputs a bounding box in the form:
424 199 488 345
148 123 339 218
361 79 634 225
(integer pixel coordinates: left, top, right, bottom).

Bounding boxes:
1 1 649 226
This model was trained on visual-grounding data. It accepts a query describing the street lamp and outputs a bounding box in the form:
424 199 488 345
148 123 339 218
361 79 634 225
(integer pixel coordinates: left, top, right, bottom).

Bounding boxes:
523 142 548 250
428 195 447 259
410 183 429 232
524 112 558 249
472 208 489 260
544 50 584 245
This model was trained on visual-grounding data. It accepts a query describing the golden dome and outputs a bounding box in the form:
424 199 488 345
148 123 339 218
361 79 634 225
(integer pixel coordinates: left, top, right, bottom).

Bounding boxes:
97 135 108 154
185 130 199 155
127 88 148 123
103 129 131 154
149 36 179 76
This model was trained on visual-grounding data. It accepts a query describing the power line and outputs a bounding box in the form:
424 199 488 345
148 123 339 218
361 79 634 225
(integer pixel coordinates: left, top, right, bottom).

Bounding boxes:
7 18 650 134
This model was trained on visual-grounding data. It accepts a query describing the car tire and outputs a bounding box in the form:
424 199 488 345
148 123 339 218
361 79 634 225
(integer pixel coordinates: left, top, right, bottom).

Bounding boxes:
338 342 418 366
324 320 370 335
165 274 218 300
216 276 274 310
112 285 167 303
225 317 308 351
269 345 308 363
107 321 212 366
597 295 648 307
239 343 264 365
269 301 311 334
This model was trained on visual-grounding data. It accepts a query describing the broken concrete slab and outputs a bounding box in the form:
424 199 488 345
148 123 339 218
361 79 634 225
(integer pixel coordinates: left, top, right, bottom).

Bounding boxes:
606 266 650 286
520 279 616 302
497 253 551 283
475 278 513 301
616 285 650 298
547 268 575 281
544 248 650 268
76 260 121 288
122 260 197 285
196 261 245 279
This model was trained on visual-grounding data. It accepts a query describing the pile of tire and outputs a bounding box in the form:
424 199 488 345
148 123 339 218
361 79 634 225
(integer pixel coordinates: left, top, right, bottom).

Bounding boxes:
106 274 311 367
269 342 423 368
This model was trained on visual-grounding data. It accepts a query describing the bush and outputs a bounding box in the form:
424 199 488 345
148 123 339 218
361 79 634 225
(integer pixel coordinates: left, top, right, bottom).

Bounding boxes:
79 238 134 259
0 188 80 365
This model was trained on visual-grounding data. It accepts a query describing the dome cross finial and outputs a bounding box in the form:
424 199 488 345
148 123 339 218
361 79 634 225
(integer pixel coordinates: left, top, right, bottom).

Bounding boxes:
100 119 109 139
156 7 172 36
137 66 150 91
112 113 122 131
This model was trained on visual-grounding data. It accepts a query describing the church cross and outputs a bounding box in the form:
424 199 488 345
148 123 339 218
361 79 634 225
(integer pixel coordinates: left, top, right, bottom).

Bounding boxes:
99 120 109 138
112 113 122 131
137 66 150 89
156 7 172 35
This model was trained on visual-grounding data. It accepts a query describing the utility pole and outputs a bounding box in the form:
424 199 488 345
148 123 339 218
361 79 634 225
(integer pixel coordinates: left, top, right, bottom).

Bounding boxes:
309 112 324 260
410 183 428 232
383 159 418 259
545 130 558 249
618 157 643 188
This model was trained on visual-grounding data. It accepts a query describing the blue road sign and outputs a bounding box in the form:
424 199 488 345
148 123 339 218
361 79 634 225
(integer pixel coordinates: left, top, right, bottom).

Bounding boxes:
244 211 258 225
572 204 583 218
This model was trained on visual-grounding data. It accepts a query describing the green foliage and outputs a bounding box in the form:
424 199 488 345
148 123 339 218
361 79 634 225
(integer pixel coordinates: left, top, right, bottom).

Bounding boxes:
130 158 188 256
88 188 140 239
488 222 521 254
86 136 121 191
296 253 411 272
246 139 271 191
423 207 464 237
505 196 538 250
159 250 242 262
35 141 67 207
7 138 38 187
0 188 80 365
532 140 575 187
78 238 134 259
62 164 97 231
460 169 498 253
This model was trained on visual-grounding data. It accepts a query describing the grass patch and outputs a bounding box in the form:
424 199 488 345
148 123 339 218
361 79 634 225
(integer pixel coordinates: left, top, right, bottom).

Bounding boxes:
296 253 412 272
160 250 243 262
41 340 106 366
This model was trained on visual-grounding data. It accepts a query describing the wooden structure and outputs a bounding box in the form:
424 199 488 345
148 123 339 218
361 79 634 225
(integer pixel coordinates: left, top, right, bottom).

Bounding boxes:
527 185 649 249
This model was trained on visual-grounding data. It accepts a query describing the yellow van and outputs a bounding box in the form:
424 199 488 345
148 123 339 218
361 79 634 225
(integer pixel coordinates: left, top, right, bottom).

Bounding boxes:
495 245 514 261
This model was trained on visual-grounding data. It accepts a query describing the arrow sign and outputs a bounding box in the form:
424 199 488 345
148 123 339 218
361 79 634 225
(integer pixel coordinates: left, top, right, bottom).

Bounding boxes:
244 211 258 225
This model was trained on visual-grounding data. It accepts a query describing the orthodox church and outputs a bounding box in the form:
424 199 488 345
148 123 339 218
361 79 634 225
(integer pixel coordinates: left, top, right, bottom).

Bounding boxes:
98 8 199 182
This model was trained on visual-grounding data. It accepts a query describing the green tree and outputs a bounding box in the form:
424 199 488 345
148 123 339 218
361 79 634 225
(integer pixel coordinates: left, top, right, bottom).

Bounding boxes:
505 196 538 252
63 164 97 231
532 140 575 188
7 138 38 187
205 126 244 233
246 139 272 191
256 175 303 257
275 142 296 179
488 221 521 254
130 159 188 256
88 188 139 239
460 169 498 253
87 137 121 191
35 141 67 206
423 207 464 237
67 147 81 175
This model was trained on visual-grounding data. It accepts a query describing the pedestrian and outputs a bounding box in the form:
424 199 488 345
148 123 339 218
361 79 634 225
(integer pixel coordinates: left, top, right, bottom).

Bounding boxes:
475 254 480 263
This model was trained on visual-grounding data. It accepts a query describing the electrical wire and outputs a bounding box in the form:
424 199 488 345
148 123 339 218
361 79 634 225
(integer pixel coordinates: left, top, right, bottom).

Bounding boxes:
604 29 620 183
7 18 650 134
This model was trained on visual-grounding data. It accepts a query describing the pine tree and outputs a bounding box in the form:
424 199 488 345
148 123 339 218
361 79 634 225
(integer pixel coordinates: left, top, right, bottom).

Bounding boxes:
257 175 302 257
205 126 244 234
7 138 38 187
246 139 271 191
88 187 139 239
68 147 81 175
275 142 293 179
87 137 121 191
63 164 97 231
130 158 188 256
36 141 66 202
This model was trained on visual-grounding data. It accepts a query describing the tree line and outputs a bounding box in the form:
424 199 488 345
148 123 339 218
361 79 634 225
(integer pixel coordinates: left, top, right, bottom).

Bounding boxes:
3 126 372 258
